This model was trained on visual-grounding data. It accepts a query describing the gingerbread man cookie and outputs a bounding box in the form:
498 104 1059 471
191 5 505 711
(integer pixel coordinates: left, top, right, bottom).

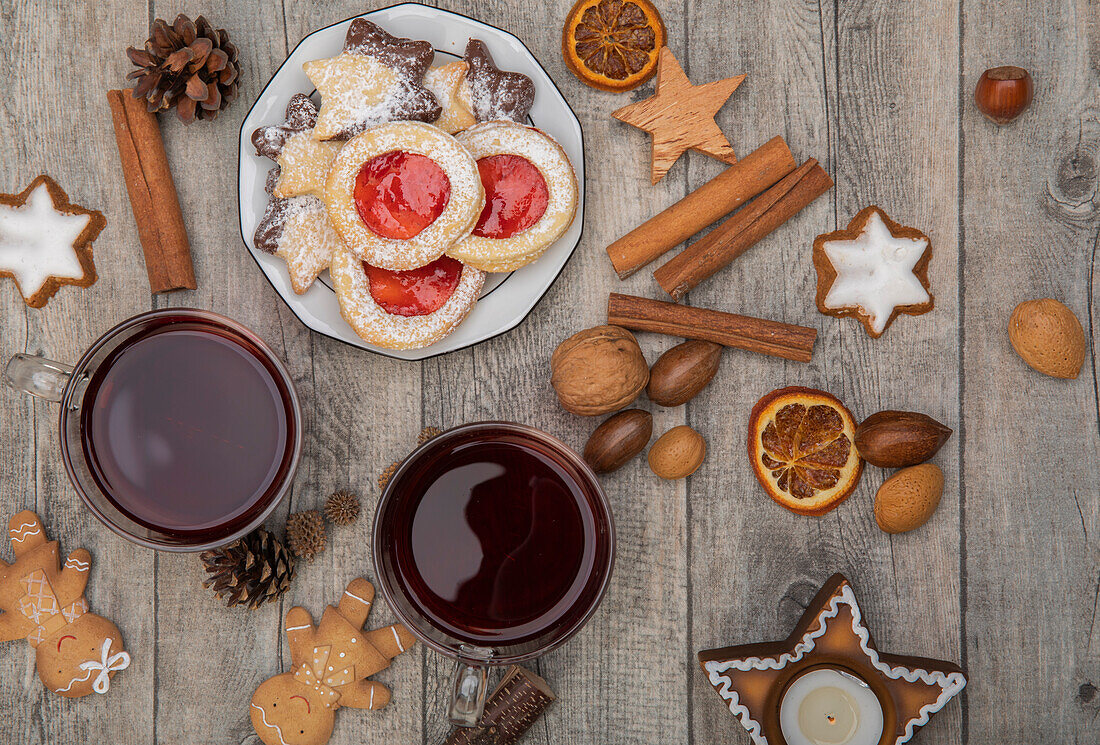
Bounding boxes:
0 511 130 698
0 175 105 308
252 94 342 200
304 19 441 141
250 577 415 745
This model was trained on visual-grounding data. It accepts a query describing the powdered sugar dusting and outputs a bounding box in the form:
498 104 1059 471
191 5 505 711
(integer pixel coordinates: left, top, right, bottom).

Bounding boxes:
276 198 339 294
465 39 534 123
448 121 577 272
325 121 483 270
329 242 484 349
425 61 476 134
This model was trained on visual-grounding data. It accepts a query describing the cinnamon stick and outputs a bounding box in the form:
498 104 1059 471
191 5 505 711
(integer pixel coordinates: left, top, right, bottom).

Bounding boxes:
606 136 796 279
607 293 816 363
442 666 556 745
654 159 833 302
107 89 196 293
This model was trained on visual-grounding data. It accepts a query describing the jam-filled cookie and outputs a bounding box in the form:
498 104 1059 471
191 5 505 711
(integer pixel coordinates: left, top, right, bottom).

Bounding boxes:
324 121 484 271
329 243 484 350
447 121 578 272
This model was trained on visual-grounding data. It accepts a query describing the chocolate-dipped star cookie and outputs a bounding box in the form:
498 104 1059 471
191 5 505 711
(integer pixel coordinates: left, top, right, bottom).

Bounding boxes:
252 94 341 200
464 39 535 123
254 167 340 295
304 18 441 141
698 574 965 745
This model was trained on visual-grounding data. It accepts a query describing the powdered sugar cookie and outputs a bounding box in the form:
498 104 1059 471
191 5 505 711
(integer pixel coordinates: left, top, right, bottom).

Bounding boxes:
0 175 105 308
424 60 477 135
249 578 415 745
324 121 483 271
329 242 484 350
252 94 342 200
464 39 535 124
425 39 536 135
304 19 441 141
255 168 341 294
448 121 578 272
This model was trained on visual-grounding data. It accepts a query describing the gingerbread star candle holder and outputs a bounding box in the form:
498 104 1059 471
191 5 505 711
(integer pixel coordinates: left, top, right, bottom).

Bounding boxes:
698 574 965 745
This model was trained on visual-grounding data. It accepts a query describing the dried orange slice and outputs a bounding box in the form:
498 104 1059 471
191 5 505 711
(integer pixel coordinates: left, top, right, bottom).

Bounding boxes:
747 387 864 516
562 0 666 92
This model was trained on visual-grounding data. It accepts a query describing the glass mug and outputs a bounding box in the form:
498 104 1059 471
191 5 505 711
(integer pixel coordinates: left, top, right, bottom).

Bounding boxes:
2 308 301 551
372 421 615 726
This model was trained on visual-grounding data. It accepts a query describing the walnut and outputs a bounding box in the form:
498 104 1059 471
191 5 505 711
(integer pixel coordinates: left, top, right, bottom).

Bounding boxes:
550 325 649 415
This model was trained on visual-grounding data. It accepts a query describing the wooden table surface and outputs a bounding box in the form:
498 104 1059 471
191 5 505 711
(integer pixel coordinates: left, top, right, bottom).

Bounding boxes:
1 1 1098 743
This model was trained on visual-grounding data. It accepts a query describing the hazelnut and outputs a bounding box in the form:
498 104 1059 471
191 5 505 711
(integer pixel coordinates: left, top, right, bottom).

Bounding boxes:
974 66 1033 124
551 325 649 415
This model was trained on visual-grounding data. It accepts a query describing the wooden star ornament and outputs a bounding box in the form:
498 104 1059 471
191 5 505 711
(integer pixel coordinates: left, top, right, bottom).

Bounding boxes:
698 574 966 745
612 47 745 184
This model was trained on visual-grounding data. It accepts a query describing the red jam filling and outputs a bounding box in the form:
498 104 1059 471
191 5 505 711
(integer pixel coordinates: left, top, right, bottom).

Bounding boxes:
354 151 451 240
365 255 463 317
472 154 549 239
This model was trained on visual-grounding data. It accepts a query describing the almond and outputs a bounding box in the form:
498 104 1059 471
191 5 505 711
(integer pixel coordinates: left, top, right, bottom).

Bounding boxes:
584 409 653 473
855 410 952 468
874 463 944 534
1008 298 1086 379
648 425 706 479
646 340 723 407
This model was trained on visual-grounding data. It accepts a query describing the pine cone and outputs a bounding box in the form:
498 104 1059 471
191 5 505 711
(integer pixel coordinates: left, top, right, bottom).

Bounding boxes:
126 14 240 124
286 510 327 562
378 461 401 492
418 426 443 444
200 528 295 610
324 490 361 526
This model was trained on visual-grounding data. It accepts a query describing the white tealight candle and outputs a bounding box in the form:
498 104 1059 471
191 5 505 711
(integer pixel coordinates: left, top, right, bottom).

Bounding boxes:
779 668 884 745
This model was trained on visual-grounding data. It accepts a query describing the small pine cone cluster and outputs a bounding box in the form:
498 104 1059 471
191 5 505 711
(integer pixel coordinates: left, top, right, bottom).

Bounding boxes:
285 510 327 562
324 490 361 526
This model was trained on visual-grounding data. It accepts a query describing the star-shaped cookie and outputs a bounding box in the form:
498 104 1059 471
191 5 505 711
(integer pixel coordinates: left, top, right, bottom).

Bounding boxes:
698 574 966 745
813 206 933 338
0 175 105 308
304 18 441 141
252 94 341 200
612 47 744 183
424 39 536 135
254 168 340 295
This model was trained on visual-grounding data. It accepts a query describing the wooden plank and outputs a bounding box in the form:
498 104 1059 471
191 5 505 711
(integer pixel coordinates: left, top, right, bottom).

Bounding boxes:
961 1 1100 742
0 0 155 742
687 3 963 745
414 0 691 743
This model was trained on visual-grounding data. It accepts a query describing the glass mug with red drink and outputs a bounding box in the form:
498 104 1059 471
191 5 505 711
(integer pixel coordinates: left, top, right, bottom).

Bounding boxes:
372 422 616 727
3 309 301 551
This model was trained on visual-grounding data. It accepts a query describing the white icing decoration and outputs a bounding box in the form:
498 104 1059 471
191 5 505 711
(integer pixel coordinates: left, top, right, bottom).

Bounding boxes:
369 684 375 708
55 667 94 694
10 522 41 542
251 702 290 745
76 637 131 694
391 626 404 652
0 184 91 299
703 584 966 745
286 624 311 632
822 211 930 333
64 557 89 571
344 589 372 606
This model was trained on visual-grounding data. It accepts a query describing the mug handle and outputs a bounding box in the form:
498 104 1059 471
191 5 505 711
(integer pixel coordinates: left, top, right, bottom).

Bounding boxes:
448 646 493 727
3 353 74 403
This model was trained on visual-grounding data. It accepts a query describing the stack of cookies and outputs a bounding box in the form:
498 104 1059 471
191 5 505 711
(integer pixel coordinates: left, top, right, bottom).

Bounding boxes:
252 19 579 350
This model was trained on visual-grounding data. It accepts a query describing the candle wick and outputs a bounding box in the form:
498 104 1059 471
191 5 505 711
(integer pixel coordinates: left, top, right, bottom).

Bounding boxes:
826 714 836 724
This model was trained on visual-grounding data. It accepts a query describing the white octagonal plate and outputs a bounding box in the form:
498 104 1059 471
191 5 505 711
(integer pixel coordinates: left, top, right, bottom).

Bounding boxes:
238 2 586 360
